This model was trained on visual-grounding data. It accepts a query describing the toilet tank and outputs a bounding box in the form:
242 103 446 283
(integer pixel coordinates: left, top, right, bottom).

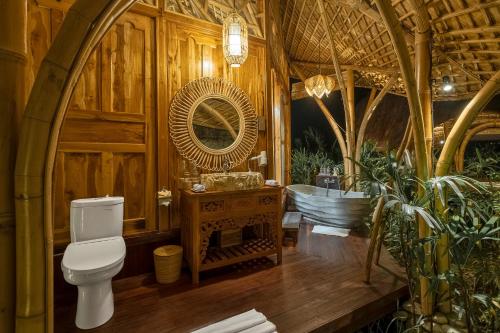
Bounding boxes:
70 196 124 243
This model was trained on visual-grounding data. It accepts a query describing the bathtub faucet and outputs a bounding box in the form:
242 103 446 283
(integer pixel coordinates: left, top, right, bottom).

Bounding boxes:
324 178 337 197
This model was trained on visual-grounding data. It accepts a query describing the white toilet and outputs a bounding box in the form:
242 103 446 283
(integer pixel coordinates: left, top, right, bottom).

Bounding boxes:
61 196 126 330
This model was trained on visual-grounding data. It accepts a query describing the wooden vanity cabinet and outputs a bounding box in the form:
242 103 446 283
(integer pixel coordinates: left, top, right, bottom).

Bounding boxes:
180 186 283 284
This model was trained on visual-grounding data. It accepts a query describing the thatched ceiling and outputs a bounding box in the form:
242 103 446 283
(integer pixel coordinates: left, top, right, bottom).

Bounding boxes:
283 0 499 101
165 0 265 37
166 0 499 101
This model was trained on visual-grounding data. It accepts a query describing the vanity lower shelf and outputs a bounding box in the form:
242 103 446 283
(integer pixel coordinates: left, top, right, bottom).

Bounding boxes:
180 186 283 284
201 238 277 271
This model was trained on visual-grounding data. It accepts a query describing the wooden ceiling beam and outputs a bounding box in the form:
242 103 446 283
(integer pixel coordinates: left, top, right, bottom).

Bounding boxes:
440 26 500 37
431 0 500 23
291 60 399 75
287 0 307 56
284 0 298 46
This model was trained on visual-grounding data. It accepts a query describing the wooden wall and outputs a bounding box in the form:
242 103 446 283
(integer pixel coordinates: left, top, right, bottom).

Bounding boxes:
26 0 271 251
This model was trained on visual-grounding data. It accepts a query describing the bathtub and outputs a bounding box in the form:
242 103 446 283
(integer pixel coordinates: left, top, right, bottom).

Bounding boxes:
286 184 371 229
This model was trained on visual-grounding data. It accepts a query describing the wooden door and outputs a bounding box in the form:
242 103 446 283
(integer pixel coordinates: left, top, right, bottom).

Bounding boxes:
53 12 156 246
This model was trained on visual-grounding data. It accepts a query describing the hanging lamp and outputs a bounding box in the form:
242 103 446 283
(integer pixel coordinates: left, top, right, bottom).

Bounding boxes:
304 36 335 98
222 2 248 68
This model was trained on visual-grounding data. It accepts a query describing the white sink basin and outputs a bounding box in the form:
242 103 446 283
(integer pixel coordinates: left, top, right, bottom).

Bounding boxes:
200 172 264 191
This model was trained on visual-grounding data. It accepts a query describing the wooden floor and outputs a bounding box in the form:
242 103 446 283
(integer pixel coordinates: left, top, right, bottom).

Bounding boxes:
55 224 407 333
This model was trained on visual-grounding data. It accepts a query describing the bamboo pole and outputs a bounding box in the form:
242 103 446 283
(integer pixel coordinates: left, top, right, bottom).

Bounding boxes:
435 71 500 176
355 74 398 168
0 1 27 332
433 72 500 315
455 122 500 172
396 119 412 161
365 116 412 282
372 0 431 314
291 63 349 165
411 0 434 315
15 1 138 332
346 69 356 188
354 88 376 177
316 0 354 187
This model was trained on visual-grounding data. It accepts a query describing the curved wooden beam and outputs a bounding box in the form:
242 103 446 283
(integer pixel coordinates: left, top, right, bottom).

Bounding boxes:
455 122 500 172
316 0 355 186
291 63 348 166
435 71 500 176
15 1 138 332
372 0 428 180
355 73 398 166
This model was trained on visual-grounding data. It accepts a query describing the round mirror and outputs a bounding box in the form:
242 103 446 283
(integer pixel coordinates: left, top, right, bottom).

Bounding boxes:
169 78 257 171
191 97 241 150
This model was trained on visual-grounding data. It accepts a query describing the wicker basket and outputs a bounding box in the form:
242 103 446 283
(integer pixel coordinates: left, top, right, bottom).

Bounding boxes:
153 245 183 284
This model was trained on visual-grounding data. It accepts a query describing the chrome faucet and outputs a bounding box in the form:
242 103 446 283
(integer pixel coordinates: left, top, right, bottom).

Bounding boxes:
222 157 231 174
324 178 337 197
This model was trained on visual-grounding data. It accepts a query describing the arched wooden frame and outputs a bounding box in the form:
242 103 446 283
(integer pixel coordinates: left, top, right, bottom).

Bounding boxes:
15 1 138 332
169 77 258 171
455 122 500 172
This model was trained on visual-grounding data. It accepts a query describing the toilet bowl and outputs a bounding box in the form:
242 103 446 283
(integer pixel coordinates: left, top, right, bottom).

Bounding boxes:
62 196 125 329
62 236 126 329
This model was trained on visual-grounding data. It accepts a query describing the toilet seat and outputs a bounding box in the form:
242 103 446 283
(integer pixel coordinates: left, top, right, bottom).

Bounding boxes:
62 236 126 274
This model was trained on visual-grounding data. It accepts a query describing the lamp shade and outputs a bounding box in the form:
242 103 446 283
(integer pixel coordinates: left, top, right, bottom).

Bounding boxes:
304 74 335 98
223 12 248 68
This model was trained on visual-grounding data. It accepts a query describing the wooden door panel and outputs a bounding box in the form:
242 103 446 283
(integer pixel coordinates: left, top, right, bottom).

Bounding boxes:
53 152 106 243
53 11 156 246
59 118 145 144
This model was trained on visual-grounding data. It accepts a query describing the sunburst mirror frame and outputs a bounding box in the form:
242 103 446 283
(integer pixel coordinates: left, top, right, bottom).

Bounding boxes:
169 77 258 171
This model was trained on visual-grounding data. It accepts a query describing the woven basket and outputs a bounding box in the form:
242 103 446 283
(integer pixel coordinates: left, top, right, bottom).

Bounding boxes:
153 245 183 284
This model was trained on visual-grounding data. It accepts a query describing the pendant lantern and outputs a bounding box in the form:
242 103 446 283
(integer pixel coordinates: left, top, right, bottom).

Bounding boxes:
305 35 335 98
223 11 248 68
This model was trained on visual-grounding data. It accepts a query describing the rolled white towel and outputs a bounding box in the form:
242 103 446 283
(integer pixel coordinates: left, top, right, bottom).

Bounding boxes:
191 309 267 333
239 320 276 333
192 183 206 193
265 179 279 187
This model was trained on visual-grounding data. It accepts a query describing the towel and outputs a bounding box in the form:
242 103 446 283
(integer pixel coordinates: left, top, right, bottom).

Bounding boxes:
311 225 350 237
192 184 206 193
191 309 267 333
265 179 279 187
239 321 276 333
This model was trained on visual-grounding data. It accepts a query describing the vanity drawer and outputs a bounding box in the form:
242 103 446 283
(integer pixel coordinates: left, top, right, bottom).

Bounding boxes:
226 196 259 212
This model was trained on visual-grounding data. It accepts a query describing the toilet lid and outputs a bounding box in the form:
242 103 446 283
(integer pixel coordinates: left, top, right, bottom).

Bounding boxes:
62 236 126 273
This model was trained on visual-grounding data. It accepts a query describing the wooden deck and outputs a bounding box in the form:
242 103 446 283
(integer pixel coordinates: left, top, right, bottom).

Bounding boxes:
54 224 407 333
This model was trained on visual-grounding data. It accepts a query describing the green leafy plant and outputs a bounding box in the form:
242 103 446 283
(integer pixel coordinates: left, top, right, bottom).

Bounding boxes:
356 146 499 332
464 148 499 181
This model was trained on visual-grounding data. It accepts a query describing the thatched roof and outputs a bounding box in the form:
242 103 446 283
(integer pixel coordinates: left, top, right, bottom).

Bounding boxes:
282 0 500 101
164 1 499 101
164 0 265 37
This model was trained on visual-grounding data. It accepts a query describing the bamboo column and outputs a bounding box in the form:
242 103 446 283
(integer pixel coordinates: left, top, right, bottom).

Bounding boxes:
292 63 348 164
433 71 500 315
0 1 27 332
435 71 500 176
411 0 434 315
455 122 500 172
355 74 398 168
346 69 356 187
316 0 354 187
373 0 431 315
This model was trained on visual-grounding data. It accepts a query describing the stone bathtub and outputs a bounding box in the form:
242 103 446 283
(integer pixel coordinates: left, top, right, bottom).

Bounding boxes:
286 184 371 229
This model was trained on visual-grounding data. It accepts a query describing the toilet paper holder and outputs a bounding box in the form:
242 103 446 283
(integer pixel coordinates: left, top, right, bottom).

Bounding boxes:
158 187 172 207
